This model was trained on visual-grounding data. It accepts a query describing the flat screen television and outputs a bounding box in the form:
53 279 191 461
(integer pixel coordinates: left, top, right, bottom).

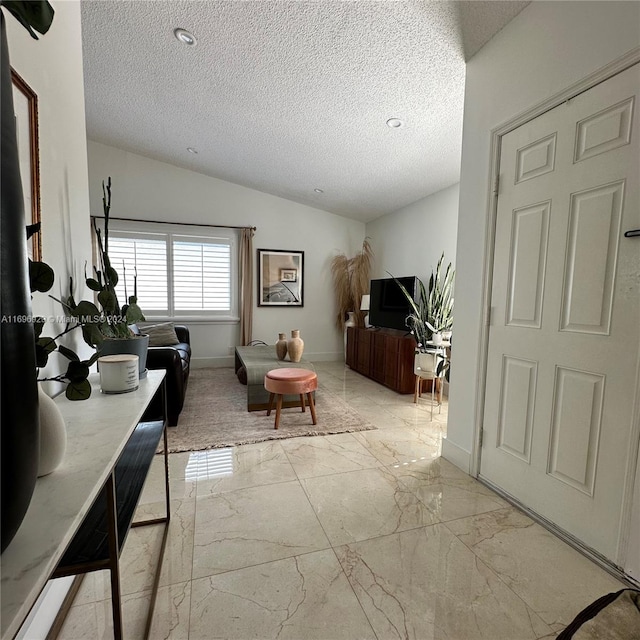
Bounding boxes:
369 276 418 332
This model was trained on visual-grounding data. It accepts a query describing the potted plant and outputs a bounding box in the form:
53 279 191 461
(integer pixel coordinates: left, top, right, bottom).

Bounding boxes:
391 252 455 380
424 252 454 346
330 238 373 357
330 237 373 331
55 178 148 376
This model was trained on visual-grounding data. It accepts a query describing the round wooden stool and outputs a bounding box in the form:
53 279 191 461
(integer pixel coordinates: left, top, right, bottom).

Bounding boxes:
264 368 318 430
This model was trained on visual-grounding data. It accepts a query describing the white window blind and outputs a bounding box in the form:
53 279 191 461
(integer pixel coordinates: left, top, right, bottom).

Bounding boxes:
108 235 168 313
173 236 231 312
104 223 237 319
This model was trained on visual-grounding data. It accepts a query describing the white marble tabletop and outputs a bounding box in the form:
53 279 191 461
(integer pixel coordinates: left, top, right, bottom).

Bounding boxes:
0 371 165 640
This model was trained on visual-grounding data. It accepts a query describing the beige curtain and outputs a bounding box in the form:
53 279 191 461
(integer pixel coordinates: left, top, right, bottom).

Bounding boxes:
239 227 254 345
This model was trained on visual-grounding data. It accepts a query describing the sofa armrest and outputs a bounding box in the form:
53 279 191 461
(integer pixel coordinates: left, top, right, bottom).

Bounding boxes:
146 347 186 401
174 325 190 345
146 346 182 370
145 347 187 426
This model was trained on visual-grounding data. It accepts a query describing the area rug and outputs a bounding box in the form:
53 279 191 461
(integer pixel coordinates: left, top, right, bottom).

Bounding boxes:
161 367 376 453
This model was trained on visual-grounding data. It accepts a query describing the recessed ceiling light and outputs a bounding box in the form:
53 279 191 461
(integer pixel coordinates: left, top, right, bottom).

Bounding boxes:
314 188 324 193
174 28 197 46
187 147 198 154
386 118 405 129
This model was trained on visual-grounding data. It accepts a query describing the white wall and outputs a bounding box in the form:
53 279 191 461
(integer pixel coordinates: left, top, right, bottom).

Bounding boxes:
366 183 459 284
6 2 92 387
87 141 366 365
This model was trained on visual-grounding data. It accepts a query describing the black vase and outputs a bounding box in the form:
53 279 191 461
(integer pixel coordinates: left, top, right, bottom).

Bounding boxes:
1 13 40 553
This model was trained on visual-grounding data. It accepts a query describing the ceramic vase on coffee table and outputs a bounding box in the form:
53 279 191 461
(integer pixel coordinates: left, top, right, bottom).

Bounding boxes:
287 330 304 362
276 333 288 360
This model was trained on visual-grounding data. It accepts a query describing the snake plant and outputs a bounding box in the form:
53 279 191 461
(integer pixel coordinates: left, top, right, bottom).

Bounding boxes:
390 252 455 351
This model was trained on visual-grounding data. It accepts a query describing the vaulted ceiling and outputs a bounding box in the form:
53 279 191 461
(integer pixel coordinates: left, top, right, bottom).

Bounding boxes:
81 1 529 222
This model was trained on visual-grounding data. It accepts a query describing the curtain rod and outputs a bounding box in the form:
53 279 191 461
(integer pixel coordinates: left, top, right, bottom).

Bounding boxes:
91 215 256 232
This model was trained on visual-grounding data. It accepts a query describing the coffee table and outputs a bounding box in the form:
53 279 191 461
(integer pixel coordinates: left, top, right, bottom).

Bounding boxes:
234 345 316 411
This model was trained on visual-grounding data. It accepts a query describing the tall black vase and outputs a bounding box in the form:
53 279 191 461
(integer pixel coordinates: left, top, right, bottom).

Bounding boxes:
1 13 40 553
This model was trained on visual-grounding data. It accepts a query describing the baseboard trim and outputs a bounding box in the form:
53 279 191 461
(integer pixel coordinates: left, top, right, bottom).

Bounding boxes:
441 439 471 474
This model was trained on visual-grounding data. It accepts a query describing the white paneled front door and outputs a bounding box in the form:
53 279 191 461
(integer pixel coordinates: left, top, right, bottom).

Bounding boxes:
480 64 640 564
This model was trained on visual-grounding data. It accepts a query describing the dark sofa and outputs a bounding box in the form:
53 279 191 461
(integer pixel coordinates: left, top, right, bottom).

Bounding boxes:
144 325 191 426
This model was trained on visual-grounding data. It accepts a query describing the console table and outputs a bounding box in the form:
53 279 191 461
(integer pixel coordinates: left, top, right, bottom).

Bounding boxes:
0 371 169 640
346 326 417 394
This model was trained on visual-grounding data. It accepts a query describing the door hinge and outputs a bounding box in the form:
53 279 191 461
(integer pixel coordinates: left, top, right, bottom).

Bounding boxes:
479 428 484 448
485 305 492 327
493 174 500 196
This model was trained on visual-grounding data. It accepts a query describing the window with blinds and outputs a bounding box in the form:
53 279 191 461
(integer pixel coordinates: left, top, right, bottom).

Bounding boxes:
173 236 231 312
106 224 236 319
108 235 169 313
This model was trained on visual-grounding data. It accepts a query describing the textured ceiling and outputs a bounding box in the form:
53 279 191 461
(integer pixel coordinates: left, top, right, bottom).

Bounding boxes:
81 1 529 222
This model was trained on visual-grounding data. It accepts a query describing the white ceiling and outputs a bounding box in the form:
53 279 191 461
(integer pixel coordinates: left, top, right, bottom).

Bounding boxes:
81 1 529 222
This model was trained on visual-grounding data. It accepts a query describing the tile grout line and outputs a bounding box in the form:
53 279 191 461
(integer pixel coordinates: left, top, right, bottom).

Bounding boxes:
286 437 383 639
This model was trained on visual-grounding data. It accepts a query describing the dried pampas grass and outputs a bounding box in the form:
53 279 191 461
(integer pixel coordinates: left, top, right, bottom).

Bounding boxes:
330 238 373 329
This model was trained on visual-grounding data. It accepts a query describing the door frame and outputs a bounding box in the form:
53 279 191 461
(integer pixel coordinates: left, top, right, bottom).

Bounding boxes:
472 46 640 572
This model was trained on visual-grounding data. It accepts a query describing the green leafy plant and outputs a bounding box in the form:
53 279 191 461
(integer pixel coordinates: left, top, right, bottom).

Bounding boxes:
425 252 454 335
390 251 455 353
0 0 54 40
389 274 433 351
54 178 145 348
27 226 97 401
36 178 146 398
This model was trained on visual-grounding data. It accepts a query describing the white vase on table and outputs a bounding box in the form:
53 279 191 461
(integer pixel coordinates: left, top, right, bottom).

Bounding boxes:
37 385 67 477
287 329 304 362
276 333 288 360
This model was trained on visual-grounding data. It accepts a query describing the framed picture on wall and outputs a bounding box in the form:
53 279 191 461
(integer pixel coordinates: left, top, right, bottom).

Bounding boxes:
11 68 41 261
258 249 304 306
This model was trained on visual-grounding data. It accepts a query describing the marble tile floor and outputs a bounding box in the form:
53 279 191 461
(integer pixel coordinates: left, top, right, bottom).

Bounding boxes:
57 362 624 639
